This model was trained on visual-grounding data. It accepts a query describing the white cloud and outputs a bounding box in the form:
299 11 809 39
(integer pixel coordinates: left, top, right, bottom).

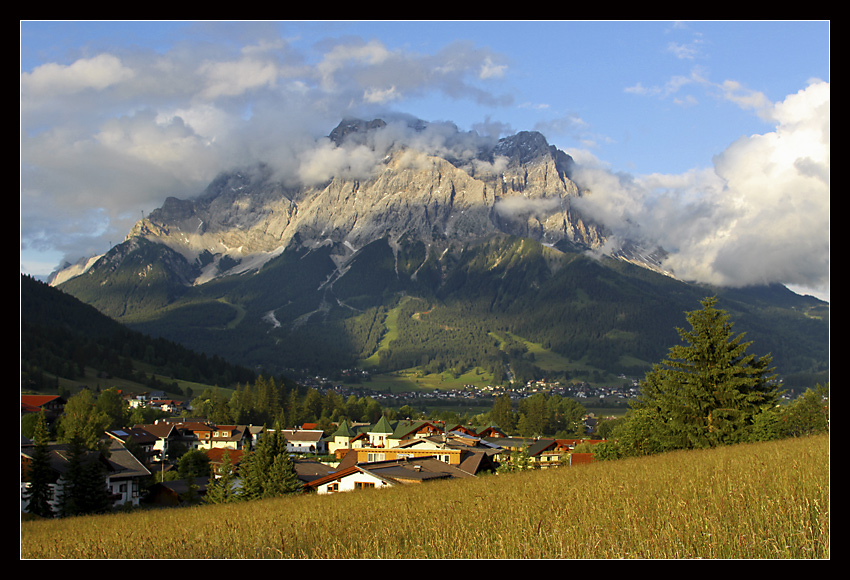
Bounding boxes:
20 34 514 268
21 54 134 97
570 80 829 295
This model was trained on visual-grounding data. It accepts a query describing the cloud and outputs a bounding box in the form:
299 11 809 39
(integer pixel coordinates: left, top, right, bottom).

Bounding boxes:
495 196 563 219
21 53 135 98
570 79 829 295
20 31 513 268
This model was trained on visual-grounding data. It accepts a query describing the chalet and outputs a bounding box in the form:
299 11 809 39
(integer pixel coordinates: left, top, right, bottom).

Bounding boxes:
392 433 500 474
342 445 464 466
483 436 564 467
525 438 563 467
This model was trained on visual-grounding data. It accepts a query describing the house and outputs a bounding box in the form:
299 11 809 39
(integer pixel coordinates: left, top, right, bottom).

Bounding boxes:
472 424 507 438
392 432 501 474
293 458 336 485
21 395 65 421
21 438 151 514
147 399 185 414
210 425 253 451
367 415 394 448
102 439 152 507
328 420 358 455
306 455 473 495
133 420 261 458
177 421 215 449
105 427 159 466
144 477 209 507
280 428 327 454
525 439 563 467
132 421 183 462
206 447 244 478
483 436 563 468
341 444 464 466
388 419 447 444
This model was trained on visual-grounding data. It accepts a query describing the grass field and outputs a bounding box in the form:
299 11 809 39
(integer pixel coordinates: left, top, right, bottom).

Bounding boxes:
21 434 828 559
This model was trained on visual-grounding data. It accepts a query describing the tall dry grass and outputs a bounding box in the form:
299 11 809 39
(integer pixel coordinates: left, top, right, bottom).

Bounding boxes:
21 434 828 559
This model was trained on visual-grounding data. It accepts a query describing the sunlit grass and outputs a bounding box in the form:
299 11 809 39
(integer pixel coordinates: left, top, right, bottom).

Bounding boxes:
21 434 828 559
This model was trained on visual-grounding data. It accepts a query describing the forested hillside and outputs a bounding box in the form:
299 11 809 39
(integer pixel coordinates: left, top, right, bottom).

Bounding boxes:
21 275 256 394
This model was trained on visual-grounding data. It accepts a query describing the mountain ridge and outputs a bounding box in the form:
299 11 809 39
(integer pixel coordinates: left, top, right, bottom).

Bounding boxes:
54 118 615 287
52 118 829 387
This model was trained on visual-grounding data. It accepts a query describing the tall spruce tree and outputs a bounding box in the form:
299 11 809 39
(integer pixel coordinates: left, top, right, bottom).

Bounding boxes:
631 296 778 451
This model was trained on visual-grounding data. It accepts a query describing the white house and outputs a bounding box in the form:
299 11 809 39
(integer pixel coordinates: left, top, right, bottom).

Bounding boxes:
281 429 327 454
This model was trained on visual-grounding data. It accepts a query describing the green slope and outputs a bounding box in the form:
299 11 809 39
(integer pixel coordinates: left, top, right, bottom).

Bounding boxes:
58 234 829 390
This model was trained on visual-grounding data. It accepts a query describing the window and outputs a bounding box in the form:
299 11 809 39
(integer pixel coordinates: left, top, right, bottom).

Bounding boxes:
355 481 375 489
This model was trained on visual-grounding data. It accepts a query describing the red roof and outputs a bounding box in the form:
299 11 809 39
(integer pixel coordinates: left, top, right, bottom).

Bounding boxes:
206 448 244 464
21 395 62 407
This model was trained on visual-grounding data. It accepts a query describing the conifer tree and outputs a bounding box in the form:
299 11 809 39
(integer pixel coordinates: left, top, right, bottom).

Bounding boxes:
205 450 237 504
56 432 111 517
22 410 55 518
265 452 302 496
490 393 516 434
631 297 778 451
236 424 301 501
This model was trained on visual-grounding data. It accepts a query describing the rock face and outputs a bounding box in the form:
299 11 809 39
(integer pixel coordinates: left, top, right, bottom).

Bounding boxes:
125 118 607 284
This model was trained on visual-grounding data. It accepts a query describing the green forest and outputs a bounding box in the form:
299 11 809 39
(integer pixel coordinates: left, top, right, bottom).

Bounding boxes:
54 235 829 393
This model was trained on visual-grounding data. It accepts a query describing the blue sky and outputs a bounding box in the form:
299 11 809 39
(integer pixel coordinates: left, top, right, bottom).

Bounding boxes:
20 21 830 299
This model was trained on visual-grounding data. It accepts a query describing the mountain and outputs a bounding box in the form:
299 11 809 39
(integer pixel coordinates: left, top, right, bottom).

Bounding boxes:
53 118 829 389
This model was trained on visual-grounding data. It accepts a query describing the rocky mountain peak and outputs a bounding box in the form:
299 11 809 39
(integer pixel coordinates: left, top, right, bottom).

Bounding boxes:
328 118 389 147
56 119 613 286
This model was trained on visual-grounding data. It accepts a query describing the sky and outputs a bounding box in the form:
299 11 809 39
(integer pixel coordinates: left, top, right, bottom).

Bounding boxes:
20 20 830 300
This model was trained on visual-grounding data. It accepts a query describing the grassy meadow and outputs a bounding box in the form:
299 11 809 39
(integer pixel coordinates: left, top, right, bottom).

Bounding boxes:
21 434 828 559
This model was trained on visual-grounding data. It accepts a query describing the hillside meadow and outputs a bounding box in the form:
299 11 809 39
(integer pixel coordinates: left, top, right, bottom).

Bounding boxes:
21 434 828 559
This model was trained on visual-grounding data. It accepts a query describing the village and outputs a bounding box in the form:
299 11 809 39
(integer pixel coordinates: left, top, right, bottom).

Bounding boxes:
21 389 606 514
302 370 643 409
